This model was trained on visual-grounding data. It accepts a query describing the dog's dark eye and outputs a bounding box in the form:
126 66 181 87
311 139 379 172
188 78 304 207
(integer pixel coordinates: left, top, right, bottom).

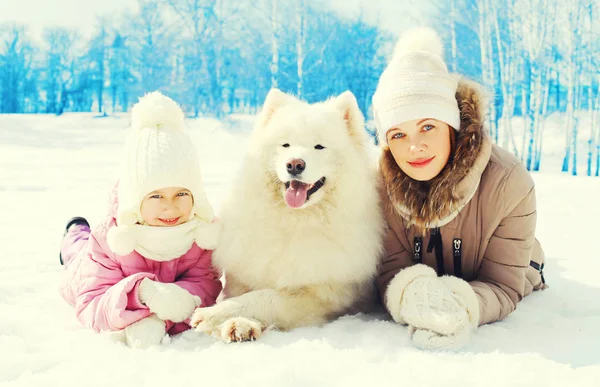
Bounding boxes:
282 143 290 148
314 144 325 150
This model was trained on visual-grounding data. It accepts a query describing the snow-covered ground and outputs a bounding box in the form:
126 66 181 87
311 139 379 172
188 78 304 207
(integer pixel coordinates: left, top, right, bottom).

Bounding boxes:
0 113 598 386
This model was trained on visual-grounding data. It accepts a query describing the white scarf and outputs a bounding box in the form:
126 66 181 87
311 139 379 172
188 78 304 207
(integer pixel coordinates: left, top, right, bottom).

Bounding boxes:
130 218 201 261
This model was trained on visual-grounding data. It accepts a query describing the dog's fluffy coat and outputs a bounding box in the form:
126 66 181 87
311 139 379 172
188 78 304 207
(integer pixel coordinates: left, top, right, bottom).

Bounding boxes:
191 89 385 342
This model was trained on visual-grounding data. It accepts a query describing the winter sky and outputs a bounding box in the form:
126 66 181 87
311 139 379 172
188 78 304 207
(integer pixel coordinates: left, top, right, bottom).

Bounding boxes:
0 0 426 40
0 0 139 39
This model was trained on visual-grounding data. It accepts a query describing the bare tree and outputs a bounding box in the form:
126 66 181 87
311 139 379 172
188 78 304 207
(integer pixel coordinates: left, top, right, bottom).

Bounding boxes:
296 0 306 98
87 19 110 114
558 0 586 175
125 0 174 94
42 27 82 114
270 0 279 89
163 0 244 117
516 0 552 170
0 24 35 113
584 1 599 176
491 0 519 155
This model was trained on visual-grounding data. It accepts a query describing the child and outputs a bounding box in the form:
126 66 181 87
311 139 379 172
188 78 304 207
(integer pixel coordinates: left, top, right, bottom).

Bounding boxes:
59 92 223 349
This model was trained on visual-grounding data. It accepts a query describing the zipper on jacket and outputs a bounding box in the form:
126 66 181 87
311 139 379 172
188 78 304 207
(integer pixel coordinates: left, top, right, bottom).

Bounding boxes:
530 261 545 284
427 227 445 276
413 237 423 263
453 238 463 278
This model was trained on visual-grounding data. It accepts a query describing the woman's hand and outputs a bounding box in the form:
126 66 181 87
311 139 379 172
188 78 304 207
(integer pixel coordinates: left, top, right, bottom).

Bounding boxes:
400 274 479 350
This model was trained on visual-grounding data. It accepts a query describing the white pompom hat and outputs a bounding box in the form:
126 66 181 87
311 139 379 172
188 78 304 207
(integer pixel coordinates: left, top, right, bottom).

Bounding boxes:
106 91 216 255
372 27 461 144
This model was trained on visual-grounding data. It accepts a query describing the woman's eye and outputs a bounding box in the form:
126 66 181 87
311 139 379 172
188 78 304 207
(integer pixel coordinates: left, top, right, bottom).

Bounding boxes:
150 195 161 199
422 124 435 131
391 133 405 139
282 143 290 148
177 192 190 197
314 144 325 150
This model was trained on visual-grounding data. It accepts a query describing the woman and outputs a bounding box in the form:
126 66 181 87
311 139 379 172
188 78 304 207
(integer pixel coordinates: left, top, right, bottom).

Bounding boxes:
372 27 547 350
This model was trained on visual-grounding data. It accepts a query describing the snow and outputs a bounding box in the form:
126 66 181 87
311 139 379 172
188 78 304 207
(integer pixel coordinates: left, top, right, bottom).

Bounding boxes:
0 113 599 386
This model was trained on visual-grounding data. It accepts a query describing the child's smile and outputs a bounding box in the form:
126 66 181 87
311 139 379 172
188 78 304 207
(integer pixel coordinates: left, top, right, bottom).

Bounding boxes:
157 216 181 226
140 187 194 227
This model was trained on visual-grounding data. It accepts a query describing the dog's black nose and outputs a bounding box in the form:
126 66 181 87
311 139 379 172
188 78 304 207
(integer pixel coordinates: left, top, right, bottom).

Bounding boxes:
286 158 306 176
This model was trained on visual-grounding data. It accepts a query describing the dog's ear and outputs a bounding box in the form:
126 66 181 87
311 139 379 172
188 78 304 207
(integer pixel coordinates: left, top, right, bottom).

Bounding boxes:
256 88 295 129
333 91 365 138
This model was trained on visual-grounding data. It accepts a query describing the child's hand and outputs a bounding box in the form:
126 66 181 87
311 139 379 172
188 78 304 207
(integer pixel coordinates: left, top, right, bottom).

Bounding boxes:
138 278 202 322
124 315 166 349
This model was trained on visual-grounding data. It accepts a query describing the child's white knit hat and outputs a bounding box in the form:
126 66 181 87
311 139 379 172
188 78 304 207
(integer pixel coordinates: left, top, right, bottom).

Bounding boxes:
107 91 217 255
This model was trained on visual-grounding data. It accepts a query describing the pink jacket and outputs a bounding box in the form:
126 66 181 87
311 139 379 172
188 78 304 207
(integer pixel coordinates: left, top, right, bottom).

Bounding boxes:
60 188 223 334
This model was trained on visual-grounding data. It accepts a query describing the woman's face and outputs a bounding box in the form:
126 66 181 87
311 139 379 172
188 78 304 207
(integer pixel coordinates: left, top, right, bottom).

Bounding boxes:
386 118 452 181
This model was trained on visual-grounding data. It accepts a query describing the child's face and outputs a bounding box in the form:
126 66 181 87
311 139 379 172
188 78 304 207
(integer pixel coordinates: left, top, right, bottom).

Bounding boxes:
140 187 194 226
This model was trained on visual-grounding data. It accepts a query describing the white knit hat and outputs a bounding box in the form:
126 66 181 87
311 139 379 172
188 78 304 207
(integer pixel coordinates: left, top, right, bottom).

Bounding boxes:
372 27 460 144
107 91 216 254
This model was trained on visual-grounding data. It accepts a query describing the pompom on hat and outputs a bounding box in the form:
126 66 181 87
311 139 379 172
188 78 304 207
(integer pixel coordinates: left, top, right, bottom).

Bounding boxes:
372 27 461 144
106 91 217 255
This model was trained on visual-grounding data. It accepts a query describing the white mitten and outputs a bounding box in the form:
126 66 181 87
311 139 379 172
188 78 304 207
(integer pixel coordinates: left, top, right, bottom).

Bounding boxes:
405 275 481 350
408 323 472 350
400 275 470 336
124 315 166 349
138 278 202 322
194 220 222 250
385 265 480 350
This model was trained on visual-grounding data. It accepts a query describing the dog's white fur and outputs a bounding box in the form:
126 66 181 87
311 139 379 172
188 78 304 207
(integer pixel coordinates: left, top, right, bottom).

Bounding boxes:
191 89 385 342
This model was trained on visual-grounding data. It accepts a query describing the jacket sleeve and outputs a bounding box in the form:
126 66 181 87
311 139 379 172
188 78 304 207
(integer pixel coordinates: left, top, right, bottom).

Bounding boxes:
74 225 155 332
470 164 538 325
174 249 223 308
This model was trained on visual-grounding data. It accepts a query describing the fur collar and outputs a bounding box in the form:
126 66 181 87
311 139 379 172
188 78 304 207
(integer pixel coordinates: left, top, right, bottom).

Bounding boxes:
380 79 493 235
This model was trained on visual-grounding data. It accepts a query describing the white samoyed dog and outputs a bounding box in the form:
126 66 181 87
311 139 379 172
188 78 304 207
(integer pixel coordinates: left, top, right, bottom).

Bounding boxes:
191 89 385 342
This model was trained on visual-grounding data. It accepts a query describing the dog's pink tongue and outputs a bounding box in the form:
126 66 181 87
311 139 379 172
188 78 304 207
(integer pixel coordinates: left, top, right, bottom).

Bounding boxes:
285 180 309 208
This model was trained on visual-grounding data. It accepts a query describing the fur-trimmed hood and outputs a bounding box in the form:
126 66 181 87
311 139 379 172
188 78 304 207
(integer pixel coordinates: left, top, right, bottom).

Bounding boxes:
379 79 493 234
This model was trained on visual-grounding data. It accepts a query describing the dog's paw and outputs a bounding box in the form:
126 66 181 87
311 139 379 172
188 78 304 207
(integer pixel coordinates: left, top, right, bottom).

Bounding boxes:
190 307 220 336
190 307 207 329
191 302 239 336
218 317 265 343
